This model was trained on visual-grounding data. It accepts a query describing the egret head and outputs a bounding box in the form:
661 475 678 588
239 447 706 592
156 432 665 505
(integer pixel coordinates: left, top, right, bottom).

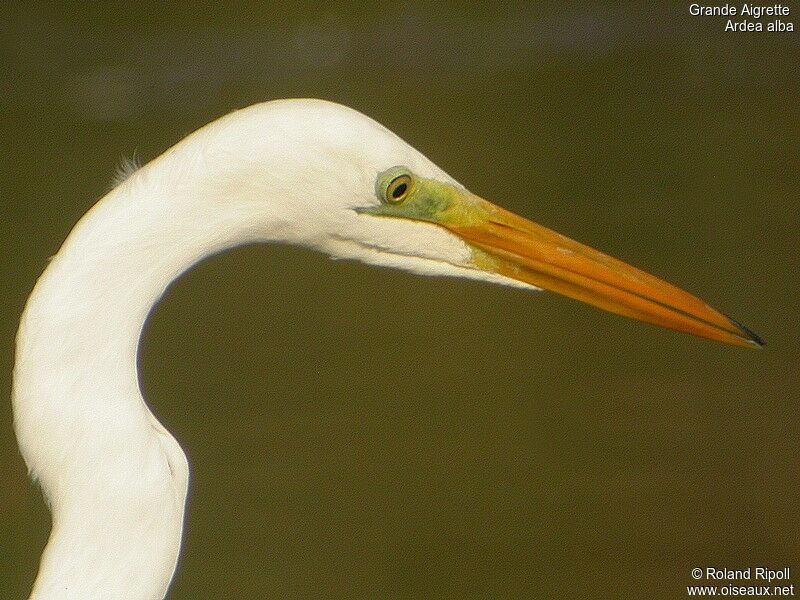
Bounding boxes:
201 99 761 348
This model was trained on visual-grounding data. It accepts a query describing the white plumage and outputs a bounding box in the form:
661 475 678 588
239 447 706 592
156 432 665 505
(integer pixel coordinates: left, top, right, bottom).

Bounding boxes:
14 98 760 599
14 100 530 599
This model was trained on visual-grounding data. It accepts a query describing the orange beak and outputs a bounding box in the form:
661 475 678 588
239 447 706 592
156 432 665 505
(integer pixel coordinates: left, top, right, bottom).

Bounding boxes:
446 198 763 349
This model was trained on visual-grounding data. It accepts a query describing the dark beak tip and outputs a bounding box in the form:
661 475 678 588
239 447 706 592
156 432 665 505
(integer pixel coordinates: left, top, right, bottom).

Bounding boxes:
724 314 766 349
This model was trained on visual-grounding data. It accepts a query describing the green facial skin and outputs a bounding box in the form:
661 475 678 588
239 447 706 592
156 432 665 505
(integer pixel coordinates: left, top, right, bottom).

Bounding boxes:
358 167 494 228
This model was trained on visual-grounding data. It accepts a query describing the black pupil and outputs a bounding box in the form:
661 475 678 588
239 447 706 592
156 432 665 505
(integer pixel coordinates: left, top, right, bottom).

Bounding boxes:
391 182 407 199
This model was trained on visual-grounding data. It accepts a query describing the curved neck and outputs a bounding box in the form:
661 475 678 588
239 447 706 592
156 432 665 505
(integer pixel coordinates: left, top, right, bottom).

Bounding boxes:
14 152 275 599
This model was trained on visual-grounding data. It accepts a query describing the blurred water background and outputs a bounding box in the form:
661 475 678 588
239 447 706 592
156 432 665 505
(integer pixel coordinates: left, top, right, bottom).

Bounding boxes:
1 2 798 598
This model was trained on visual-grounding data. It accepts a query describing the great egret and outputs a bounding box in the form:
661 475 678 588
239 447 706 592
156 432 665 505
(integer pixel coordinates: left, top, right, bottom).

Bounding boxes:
13 99 762 599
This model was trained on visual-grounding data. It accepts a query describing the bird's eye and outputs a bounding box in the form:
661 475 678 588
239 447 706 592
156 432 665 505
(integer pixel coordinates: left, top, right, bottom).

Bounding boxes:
385 173 413 203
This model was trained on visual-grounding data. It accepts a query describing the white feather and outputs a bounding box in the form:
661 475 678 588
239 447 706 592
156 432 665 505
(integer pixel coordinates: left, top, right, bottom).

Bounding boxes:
111 152 142 188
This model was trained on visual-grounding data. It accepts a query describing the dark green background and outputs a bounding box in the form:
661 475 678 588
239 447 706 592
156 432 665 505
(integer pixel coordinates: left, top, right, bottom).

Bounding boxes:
2 3 798 598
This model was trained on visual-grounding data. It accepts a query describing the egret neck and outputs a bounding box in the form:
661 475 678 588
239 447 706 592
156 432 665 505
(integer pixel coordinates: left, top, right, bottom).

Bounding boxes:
14 136 260 599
